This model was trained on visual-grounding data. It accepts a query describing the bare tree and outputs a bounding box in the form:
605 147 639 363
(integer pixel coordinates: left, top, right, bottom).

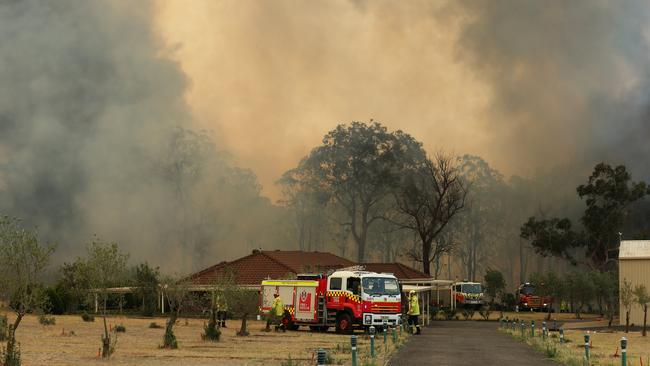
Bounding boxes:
393 153 467 275
0 216 55 363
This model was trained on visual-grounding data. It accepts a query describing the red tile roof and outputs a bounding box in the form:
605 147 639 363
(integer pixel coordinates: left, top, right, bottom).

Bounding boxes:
362 262 428 280
189 250 354 286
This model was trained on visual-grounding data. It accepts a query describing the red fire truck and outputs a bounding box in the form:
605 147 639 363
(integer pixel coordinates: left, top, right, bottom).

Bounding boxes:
517 283 551 311
260 268 402 333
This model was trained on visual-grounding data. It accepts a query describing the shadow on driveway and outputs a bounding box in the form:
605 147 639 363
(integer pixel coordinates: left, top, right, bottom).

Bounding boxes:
390 321 560 366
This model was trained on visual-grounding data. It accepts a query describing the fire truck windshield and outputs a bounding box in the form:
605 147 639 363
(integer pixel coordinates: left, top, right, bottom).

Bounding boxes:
461 284 482 294
362 277 400 296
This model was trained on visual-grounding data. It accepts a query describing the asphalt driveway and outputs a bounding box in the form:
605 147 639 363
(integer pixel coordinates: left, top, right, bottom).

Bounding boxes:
390 321 560 366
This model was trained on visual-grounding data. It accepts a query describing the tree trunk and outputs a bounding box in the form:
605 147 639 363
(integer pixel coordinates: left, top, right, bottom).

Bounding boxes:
6 313 23 359
164 312 178 348
625 310 630 333
237 313 249 336
101 298 111 358
546 301 552 321
422 239 432 275
641 305 648 337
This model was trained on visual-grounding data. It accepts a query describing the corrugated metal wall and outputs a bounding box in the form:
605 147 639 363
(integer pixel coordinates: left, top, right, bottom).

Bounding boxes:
619 259 650 326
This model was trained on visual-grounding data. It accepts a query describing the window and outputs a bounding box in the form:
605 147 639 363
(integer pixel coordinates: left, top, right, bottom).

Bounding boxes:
361 277 400 296
330 277 342 290
347 277 361 295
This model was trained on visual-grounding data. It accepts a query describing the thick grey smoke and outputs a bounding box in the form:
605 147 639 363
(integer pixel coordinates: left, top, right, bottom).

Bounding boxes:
0 1 287 270
448 0 650 180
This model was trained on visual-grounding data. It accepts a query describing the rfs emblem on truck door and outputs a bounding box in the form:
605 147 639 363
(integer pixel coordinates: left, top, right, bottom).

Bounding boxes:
298 290 311 311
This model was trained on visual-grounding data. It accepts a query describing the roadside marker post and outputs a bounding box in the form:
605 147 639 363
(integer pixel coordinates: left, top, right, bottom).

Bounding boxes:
531 320 535 338
351 335 357 366
559 328 565 343
369 326 376 358
317 348 327 366
384 326 388 344
584 333 590 364
542 321 547 340
520 321 525 337
392 327 397 344
621 337 627 366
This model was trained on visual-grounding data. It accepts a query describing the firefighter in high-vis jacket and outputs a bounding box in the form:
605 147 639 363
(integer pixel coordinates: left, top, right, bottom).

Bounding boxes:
408 290 421 335
266 293 286 332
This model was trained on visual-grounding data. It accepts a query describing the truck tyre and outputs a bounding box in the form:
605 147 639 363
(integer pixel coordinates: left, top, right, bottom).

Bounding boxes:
336 313 353 334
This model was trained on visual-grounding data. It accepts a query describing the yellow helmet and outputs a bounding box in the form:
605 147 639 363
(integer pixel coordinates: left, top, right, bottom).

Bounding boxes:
409 290 416 296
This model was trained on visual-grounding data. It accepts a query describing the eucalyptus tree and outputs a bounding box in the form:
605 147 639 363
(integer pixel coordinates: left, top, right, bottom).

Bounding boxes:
279 121 425 262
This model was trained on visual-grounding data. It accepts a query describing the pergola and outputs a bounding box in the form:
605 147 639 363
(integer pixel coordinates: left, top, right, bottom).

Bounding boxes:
400 279 456 326
92 284 259 314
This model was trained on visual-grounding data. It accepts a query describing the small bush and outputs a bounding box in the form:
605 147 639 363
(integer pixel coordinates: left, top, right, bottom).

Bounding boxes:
461 308 475 320
81 312 94 322
1 343 21 366
114 324 126 333
202 322 221 342
38 314 56 326
149 322 163 329
0 315 8 341
478 306 491 321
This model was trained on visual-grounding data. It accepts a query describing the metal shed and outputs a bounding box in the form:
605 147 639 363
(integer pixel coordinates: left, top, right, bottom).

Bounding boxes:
619 240 650 326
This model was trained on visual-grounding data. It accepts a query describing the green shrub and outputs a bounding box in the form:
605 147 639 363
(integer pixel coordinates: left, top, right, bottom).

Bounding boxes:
202 321 221 342
1 343 21 366
461 308 475 320
0 315 8 341
149 322 163 329
81 312 95 322
114 324 126 333
38 314 56 326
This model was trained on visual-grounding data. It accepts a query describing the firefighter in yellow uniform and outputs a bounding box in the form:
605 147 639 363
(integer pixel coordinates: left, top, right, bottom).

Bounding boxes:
408 290 421 335
266 293 286 332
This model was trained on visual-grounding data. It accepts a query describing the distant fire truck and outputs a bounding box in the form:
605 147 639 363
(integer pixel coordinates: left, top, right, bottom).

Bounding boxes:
260 268 402 333
453 281 484 309
517 283 551 311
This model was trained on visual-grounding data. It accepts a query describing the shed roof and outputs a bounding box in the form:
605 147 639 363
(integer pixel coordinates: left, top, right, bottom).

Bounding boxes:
619 240 650 259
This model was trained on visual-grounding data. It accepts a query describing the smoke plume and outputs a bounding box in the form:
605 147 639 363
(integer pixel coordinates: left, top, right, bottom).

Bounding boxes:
0 0 285 270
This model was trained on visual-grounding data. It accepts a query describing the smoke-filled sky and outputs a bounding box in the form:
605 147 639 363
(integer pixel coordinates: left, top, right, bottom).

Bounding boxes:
156 0 650 199
1 0 650 268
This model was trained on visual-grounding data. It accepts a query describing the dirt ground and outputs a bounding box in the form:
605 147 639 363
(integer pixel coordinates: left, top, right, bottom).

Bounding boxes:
2 313 406 366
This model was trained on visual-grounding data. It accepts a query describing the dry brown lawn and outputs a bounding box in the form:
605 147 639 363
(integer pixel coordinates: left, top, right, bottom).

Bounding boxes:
2 313 406 365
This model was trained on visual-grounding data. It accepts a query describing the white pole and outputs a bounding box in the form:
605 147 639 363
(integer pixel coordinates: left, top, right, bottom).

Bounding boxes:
94 293 98 314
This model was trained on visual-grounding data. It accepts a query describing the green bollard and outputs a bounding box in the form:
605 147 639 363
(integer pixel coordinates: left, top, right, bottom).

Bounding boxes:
531 320 535 337
384 327 387 343
520 321 525 337
560 328 565 343
584 333 590 364
621 337 627 366
392 327 397 343
351 335 357 366
369 326 376 358
542 321 547 340
317 348 327 366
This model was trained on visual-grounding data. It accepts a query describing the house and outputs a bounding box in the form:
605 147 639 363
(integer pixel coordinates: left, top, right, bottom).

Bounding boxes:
189 249 355 287
619 240 650 326
188 249 428 288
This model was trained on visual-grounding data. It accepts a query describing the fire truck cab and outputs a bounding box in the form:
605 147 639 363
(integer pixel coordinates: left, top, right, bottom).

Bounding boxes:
260 268 402 333
517 283 551 311
453 281 484 309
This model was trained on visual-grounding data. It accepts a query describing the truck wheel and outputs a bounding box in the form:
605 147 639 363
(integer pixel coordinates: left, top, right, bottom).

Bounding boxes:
336 313 353 334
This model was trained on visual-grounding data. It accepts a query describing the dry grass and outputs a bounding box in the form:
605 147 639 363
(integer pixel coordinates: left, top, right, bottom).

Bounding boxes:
0 313 406 365
501 319 650 365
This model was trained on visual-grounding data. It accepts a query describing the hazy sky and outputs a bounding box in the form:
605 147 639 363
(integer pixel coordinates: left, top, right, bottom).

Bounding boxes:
155 0 650 201
155 0 494 200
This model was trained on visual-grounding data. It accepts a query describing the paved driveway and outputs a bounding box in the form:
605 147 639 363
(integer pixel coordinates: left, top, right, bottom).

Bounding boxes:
390 321 560 366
